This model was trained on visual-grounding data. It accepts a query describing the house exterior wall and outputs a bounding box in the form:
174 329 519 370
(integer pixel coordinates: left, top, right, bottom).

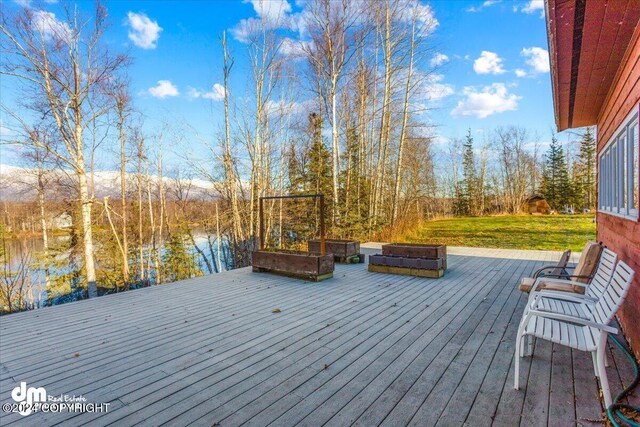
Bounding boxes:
596 26 640 359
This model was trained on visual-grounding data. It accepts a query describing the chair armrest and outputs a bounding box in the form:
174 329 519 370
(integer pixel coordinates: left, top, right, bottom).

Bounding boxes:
528 276 584 297
541 274 592 280
527 309 618 334
531 291 597 306
533 265 563 278
527 278 594 305
532 277 590 288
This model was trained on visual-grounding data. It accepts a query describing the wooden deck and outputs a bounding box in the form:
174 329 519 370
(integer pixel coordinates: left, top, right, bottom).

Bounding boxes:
0 245 637 426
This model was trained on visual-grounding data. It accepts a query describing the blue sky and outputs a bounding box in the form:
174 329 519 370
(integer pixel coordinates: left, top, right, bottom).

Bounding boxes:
1 0 561 170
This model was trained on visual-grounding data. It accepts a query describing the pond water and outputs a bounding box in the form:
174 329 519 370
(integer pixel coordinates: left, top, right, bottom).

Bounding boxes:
1 231 230 310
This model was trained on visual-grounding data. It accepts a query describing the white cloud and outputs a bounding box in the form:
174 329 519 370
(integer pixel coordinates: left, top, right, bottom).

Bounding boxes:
126 12 162 49
515 68 527 77
231 18 260 44
451 83 521 118
466 0 501 13
430 53 449 67
432 134 449 145
148 80 179 98
187 84 226 101
408 73 454 114
521 0 544 13
394 1 439 35
232 0 293 43
473 51 506 75
280 37 310 58
423 74 454 101
410 2 439 34
249 0 292 23
232 0 434 45
31 10 72 43
14 0 57 7
517 0 545 18
265 98 315 117
521 46 549 73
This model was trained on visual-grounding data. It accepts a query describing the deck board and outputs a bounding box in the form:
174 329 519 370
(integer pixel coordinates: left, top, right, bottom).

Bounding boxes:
0 245 633 427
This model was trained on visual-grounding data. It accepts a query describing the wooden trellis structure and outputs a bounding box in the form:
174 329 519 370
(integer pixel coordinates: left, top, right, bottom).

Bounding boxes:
253 194 334 281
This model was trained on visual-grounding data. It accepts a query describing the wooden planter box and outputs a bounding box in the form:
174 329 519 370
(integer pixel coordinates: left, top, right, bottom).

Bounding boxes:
308 239 364 263
369 243 447 278
369 255 443 270
252 250 334 281
382 243 446 259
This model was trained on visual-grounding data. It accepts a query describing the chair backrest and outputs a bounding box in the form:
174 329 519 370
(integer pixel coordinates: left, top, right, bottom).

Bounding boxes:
591 260 635 325
585 248 617 299
549 250 571 276
573 241 603 283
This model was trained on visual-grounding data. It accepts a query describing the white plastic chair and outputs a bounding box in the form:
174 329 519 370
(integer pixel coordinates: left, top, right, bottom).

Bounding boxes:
525 248 617 319
519 249 617 356
527 248 617 305
514 260 635 408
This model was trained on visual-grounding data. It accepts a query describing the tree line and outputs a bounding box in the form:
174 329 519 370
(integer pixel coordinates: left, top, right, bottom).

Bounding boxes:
449 127 596 217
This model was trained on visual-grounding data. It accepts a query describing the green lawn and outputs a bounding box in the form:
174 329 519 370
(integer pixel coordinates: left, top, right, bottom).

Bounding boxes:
403 214 596 252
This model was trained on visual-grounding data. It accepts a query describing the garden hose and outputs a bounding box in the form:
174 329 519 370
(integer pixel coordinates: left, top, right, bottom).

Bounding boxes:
607 334 640 427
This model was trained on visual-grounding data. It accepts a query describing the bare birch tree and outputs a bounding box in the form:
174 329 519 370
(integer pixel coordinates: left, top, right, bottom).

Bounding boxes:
304 0 358 225
391 3 418 223
1 4 128 297
495 126 532 214
221 33 244 241
110 83 131 284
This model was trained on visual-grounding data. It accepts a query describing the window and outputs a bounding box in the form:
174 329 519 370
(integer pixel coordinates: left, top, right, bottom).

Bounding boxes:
598 107 639 220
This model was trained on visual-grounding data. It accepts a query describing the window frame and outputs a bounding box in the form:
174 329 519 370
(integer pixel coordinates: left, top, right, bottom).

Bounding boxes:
598 105 639 221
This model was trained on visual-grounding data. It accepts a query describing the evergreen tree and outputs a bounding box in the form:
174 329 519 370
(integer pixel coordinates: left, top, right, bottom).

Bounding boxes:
339 124 369 235
161 230 202 282
461 129 477 216
282 113 332 247
307 113 333 199
287 143 304 195
575 127 597 210
307 113 333 236
541 136 573 210
452 183 466 217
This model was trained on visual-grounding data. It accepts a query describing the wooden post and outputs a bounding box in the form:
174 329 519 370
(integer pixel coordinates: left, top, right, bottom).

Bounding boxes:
259 197 264 250
319 194 326 256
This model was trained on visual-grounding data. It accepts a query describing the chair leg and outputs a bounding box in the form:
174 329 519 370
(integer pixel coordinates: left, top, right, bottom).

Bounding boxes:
591 352 599 377
604 347 609 368
597 332 612 408
514 327 526 389
527 335 534 356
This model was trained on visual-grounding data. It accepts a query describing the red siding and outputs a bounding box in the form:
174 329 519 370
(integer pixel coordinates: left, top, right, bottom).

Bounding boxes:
596 24 640 359
597 214 640 357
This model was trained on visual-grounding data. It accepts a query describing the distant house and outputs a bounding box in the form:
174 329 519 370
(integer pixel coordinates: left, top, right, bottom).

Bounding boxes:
547 0 640 357
53 212 72 229
524 195 551 214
